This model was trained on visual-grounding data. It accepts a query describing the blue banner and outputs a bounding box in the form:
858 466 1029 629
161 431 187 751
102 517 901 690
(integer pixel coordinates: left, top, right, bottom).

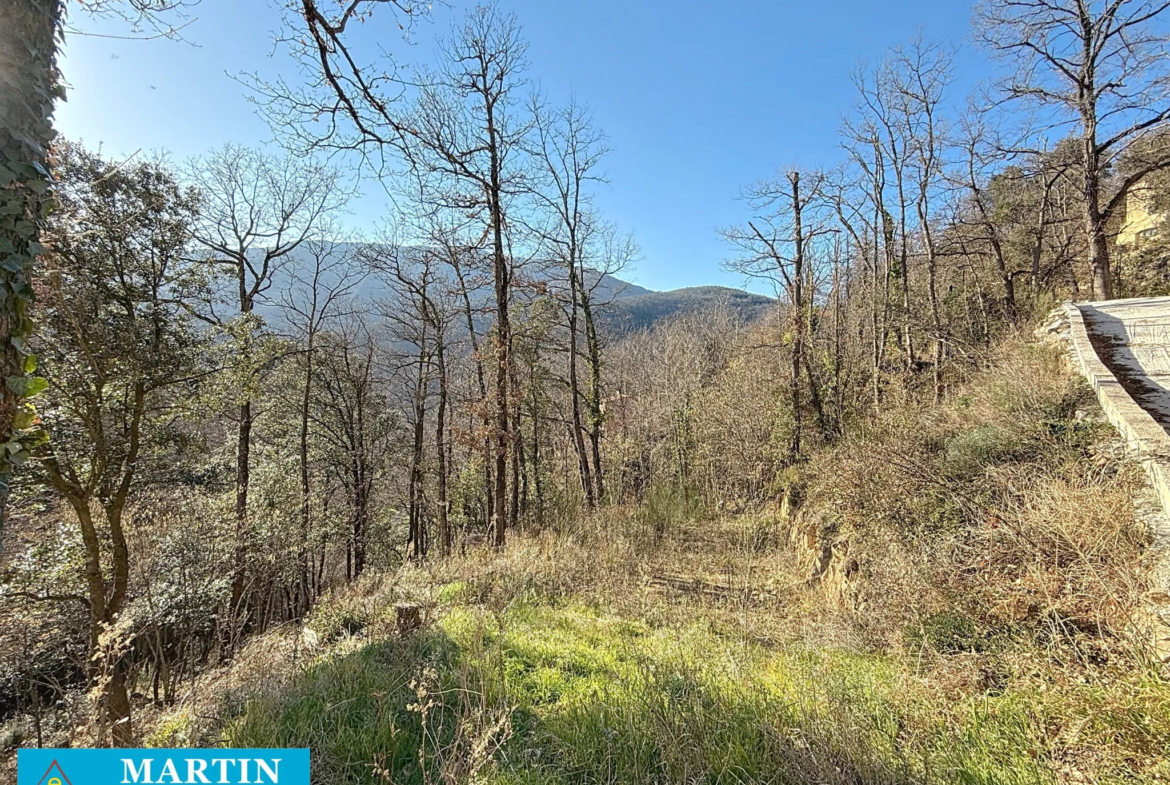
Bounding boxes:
17 749 310 785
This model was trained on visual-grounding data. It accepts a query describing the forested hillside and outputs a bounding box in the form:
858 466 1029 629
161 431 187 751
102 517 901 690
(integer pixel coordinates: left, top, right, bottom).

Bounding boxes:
601 285 775 334
2 0 1170 783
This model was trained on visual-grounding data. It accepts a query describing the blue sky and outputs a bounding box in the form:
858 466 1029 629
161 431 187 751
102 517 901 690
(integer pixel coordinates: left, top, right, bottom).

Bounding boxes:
58 0 986 293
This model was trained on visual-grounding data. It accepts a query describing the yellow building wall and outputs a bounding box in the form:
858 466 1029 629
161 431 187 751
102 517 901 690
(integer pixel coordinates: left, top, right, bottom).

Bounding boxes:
1117 184 1164 246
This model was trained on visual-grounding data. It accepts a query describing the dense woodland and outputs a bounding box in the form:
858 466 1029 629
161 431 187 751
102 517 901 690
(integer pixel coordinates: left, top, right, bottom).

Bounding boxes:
4 0 1170 773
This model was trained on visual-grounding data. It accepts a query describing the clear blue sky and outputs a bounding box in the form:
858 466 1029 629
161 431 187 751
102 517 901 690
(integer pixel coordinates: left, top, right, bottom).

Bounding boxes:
57 0 986 293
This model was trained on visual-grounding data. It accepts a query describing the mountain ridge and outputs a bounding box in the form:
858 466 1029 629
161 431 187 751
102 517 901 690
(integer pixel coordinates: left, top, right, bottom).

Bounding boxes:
249 243 773 335
600 284 775 334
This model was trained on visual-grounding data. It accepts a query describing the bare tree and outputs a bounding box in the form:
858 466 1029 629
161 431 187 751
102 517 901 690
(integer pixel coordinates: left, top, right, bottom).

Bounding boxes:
276 236 365 611
978 0 1170 299
420 208 497 532
185 145 344 632
401 8 531 547
951 106 1075 319
364 241 439 561
425 266 455 557
527 96 610 506
256 0 426 163
311 318 390 580
260 3 530 547
890 35 955 401
831 148 892 405
848 58 917 372
722 169 830 461
581 225 637 498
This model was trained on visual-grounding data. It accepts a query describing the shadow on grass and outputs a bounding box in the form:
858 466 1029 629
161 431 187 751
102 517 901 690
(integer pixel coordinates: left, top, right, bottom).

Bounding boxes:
223 604 1047 785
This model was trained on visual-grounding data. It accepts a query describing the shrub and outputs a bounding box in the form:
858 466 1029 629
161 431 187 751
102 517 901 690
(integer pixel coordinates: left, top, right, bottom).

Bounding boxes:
905 612 988 654
636 483 705 542
942 425 1024 476
304 595 373 644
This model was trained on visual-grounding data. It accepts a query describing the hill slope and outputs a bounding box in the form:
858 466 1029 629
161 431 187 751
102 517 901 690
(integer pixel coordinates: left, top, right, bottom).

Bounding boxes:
129 335 1169 785
253 244 765 334
601 285 774 334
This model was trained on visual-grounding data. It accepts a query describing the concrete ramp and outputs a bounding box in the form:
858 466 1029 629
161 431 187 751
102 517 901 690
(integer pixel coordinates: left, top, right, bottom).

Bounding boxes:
1080 298 1170 427
1063 297 1170 515
1060 297 1170 657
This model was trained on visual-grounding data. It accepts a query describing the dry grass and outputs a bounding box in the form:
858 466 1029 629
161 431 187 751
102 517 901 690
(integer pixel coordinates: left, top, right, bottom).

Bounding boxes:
7 336 1169 784
802 338 1153 649
187 339 1170 783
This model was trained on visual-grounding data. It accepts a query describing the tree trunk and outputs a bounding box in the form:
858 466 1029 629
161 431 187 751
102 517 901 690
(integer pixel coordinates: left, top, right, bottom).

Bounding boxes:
872 143 893 405
1083 107 1112 300
43 379 144 748
229 400 252 622
566 272 596 507
487 101 511 548
408 336 429 561
529 377 544 520
351 461 369 577
581 285 606 503
509 351 522 530
512 404 523 525
789 172 805 462
919 199 944 403
298 341 313 611
435 337 450 557
450 260 495 529
1086 176 1112 299
832 250 845 431
105 662 134 747
895 165 914 372
0 0 61 522
353 354 371 576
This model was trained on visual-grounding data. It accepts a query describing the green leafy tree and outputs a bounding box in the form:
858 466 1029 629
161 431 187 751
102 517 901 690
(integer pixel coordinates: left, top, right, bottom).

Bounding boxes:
33 143 202 746
0 1 196 537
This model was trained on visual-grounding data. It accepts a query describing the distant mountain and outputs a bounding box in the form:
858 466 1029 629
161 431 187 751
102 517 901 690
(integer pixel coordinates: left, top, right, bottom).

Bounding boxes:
584 270 654 303
600 285 775 335
243 243 770 337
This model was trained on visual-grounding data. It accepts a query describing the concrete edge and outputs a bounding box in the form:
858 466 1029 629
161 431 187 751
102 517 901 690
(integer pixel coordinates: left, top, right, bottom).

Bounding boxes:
1062 301 1170 518
1058 302 1170 659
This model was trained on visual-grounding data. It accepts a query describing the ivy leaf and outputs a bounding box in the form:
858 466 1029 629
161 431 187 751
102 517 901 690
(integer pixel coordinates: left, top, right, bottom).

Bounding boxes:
7 376 48 398
12 409 35 430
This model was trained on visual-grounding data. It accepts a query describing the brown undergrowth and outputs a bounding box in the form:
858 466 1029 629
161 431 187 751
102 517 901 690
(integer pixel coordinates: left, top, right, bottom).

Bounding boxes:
6 337 1168 783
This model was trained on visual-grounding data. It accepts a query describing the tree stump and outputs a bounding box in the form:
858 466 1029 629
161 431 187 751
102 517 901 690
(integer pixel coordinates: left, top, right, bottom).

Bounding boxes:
396 603 421 636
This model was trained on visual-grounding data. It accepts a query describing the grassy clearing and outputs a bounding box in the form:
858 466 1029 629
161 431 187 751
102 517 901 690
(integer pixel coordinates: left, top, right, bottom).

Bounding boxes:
201 338 1170 784
225 601 1016 784
224 597 1170 784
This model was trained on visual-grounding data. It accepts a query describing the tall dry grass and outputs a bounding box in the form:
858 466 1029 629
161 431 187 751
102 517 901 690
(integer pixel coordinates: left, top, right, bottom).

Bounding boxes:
45 336 1169 784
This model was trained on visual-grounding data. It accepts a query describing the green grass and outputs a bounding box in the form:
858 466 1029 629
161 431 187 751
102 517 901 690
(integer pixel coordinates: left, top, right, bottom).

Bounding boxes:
219 341 1170 784
224 599 1071 785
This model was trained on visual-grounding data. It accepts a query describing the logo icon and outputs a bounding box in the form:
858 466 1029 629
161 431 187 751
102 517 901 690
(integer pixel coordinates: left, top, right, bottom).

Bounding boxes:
36 761 72 785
